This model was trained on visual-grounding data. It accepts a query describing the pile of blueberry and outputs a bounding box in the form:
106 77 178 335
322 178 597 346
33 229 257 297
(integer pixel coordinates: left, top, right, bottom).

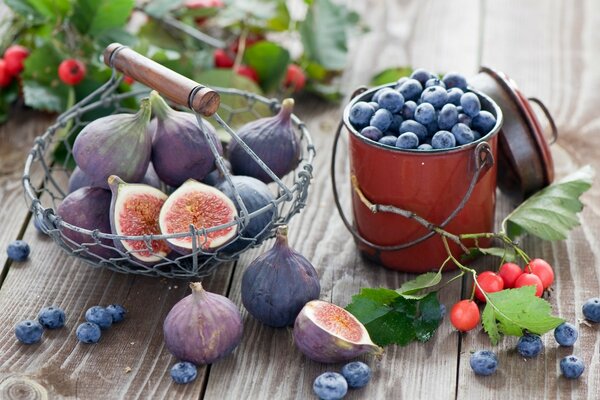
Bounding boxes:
76 304 127 343
348 69 497 150
15 306 66 344
313 361 372 400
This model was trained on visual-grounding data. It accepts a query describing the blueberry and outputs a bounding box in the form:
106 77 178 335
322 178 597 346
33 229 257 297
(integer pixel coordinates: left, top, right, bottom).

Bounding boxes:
442 72 468 90
369 109 393 132
313 372 348 400
420 86 448 109
560 355 585 379
85 306 113 330
414 103 436 125
471 111 496 134
460 92 481 117
425 78 445 89
388 114 403 134
417 143 433 151
425 119 439 135
582 298 600 323
378 135 398 147
438 104 459 130
7 240 30 262
410 68 434 86
15 320 43 344
170 361 198 384
469 350 498 376
399 120 428 141
401 101 417 120
368 101 379 111
360 126 383 142
106 304 127 323
398 79 423 102
472 130 481 141
517 334 543 358
341 361 372 389
431 131 456 149
376 88 404 113
395 76 409 88
396 132 419 149
458 113 472 127
554 322 578 347
371 88 385 103
349 102 375 128
38 306 66 329
446 88 464 106
76 322 101 343
451 123 475 145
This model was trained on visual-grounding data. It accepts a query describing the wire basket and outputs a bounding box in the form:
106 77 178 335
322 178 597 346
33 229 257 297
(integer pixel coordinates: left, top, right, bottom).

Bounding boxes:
22 44 315 279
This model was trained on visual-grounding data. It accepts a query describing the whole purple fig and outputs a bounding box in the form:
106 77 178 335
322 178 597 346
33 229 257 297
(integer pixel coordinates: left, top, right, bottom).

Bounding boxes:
68 163 161 193
150 91 223 187
73 98 152 187
241 225 320 327
227 98 300 183
163 282 243 365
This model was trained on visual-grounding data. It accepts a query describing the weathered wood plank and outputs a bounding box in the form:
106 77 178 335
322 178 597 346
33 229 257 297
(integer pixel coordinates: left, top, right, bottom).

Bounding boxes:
457 1 600 399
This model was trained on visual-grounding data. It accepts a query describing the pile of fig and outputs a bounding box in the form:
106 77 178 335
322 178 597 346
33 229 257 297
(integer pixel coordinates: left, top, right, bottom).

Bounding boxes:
57 91 302 265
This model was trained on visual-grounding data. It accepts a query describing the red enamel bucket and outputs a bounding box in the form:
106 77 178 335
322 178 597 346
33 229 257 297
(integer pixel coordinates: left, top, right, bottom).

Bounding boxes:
332 85 503 273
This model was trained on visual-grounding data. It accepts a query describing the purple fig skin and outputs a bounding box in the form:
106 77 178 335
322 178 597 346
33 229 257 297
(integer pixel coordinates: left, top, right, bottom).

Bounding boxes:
293 300 383 364
68 163 161 193
56 187 118 260
227 98 301 183
163 282 243 365
73 98 152 188
141 163 161 189
150 91 223 187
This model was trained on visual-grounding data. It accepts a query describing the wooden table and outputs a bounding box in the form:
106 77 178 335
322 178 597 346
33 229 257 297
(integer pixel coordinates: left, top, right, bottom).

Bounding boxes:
1 1 599 398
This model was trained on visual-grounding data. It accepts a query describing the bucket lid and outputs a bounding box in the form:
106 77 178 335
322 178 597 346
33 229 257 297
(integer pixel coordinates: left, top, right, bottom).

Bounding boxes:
469 66 556 198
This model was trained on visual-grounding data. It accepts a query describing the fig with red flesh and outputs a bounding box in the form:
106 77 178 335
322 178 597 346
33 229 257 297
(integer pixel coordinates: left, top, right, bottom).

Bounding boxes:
227 98 300 183
293 300 383 363
158 179 238 254
150 91 223 187
108 175 171 264
68 163 161 193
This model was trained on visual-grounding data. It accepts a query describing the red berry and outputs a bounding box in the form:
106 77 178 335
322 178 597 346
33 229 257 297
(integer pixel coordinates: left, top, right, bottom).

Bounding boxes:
450 300 480 332
214 49 235 68
473 271 504 302
514 273 544 297
235 65 259 83
525 258 554 289
58 59 86 86
4 45 29 76
283 64 306 92
0 59 13 87
123 76 134 85
498 262 523 288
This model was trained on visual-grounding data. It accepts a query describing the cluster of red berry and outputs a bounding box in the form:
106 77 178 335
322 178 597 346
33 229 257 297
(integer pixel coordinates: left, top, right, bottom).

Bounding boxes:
0 45 29 88
450 259 555 331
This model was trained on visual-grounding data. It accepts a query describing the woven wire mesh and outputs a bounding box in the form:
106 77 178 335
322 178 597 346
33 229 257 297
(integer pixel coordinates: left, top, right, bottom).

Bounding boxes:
22 69 315 279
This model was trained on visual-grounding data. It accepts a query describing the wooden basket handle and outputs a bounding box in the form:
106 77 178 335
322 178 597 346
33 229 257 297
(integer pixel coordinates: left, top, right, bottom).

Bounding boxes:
103 43 220 117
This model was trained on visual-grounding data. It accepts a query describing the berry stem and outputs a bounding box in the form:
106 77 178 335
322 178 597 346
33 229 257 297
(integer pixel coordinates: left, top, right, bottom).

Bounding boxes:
233 27 248 71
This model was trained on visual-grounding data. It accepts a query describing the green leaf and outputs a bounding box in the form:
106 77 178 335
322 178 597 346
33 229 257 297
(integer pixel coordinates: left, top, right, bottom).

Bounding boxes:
365 303 416 346
474 246 517 262
266 0 291 31
397 272 441 299
481 303 501 345
21 43 69 112
72 0 134 35
413 292 442 342
144 0 184 18
22 80 69 112
370 67 412 86
243 41 290 92
0 82 19 124
6 0 71 22
503 165 594 241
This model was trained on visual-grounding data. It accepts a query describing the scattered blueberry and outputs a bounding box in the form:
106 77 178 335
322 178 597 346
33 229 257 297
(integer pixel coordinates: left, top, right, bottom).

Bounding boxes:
398 79 423 101
457 113 472 127
361 126 383 142
378 135 398 147
446 87 464 106
388 114 404 134
106 304 127 323
470 350 498 376
438 104 459 130
431 131 456 149
376 88 404 113
399 120 428 141
420 86 448 109
85 306 113 330
7 240 30 262
418 143 433 151
442 72 468 90
170 361 198 384
560 355 585 379
460 92 481 117
425 77 445 89
313 372 348 400
368 101 379 111
471 111 496 134
341 361 372 389
396 132 419 149
349 102 375 128
401 101 417 120
410 68 434 86
38 306 66 329
554 322 578 347
76 322 101 343
369 108 393 132
517 334 543 358
414 102 436 125
451 123 475 145
582 298 600 323
15 320 43 344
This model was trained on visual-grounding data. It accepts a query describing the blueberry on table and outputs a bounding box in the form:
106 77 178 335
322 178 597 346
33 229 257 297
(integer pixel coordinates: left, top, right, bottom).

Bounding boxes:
470 350 498 376
313 372 348 400
460 92 481 117
446 87 464 106
369 108 393 132
396 132 419 149
420 86 448 109
517 334 543 358
425 77 445 88
399 120 428 141
170 361 198 384
85 306 113 330
554 322 578 347
438 103 459 130
76 322 101 343
401 101 417 120
376 88 404 113
414 102 436 125
378 135 398 147
442 72 468 90
582 298 600 322
15 320 43 344
106 304 127 323
38 306 66 329
560 355 585 379
341 361 372 389
7 240 30 261
398 78 423 102
451 123 475 145
431 130 456 149
360 126 383 142
410 68 434 85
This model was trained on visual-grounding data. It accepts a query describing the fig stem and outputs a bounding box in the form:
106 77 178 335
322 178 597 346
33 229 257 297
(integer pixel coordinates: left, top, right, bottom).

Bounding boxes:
149 90 174 120
279 98 294 120
189 282 207 300
275 225 288 246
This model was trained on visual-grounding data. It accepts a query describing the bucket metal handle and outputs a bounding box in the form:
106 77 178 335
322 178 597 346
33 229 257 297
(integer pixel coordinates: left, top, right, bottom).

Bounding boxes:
331 112 495 252
528 97 558 145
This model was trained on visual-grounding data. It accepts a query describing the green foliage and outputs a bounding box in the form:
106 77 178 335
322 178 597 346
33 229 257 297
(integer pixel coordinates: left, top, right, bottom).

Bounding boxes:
72 0 135 36
244 42 290 92
370 67 412 86
396 272 441 299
